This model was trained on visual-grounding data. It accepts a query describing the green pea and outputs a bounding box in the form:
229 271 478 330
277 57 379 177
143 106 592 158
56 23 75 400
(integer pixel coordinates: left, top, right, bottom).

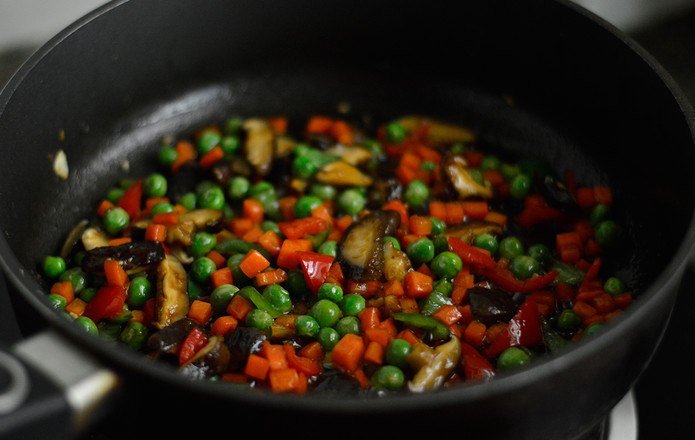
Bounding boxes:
590 204 611 225
43 256 66 278
120 321 148 350
499 236 524 260
528 243 551 264
143 173 167 198
158 145 178 167
292 155 319 179
497 347 531 370
74 316 98 336
385 122 407 144
583 322 606 336
317 327 340 351
188 279 205 301
210 284 239 315
263 284 293 314
261 220 281 236
372 365 405 390
103 207 130 235
226 254 251 287
59 267 88 293
228 176 250 200
407 238 435 266
309 183 337 201
509 255 540 280
294 315 320 337
336 188 366 216
604 277 627 296
224 116 244 134
473 233 499 255
246 309 274 331
430 251 463 279
127 277 152 309
403 179 429 206
150 201 175 216
384 236 401 250
500 163 520 181
317 283 343 303
105 187 125 204
509 174 532 199
480 155 501 171
429 217 446 236
283 270 309 299
432 236 449 255
190 257 217 283
310 299 343 328
190 231 217 258
178 192 197 211
468 168 484 185
339 293 366 316
293 195 323 219
385 338 412 369
556 309 582 333
47 293 67 310
196 129 221 155
79 287 97 303
317 240 338 257
220 135 240 156
335 315 361 336
197 186 226 210
420 160 436 173
595 220 622 248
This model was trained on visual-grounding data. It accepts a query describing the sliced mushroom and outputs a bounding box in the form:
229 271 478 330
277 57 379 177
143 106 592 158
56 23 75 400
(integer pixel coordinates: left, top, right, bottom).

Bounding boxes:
468 285 517 326
383 240 412 281
275 135 296 158
407 335 462 393
442 154 494 199
154 254 189 330
443 220 504 243
315 160 373 187
81 226 111 251
81 240 165 273
243 118 274 176
147 318 199 354
337 210 400 282
180 336 231 380
324 144 372 166
395 116 476 147
60 219 90 260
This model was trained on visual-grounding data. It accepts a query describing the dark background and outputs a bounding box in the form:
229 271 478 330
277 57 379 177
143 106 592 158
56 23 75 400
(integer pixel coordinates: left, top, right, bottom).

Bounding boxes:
1 5 695 440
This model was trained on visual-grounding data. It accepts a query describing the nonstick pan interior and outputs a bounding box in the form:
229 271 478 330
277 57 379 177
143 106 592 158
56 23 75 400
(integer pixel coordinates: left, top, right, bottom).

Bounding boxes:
1 0 695 439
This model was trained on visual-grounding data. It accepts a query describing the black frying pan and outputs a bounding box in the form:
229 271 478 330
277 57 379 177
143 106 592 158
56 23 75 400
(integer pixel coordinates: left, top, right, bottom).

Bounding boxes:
1 1 694 439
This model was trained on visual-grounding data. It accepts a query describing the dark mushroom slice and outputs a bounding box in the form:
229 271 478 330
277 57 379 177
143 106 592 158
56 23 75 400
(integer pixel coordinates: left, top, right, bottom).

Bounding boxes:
225 327 268 366
243 118 274 176
147 318 199 355
312 370 365 397
81 240 165 273
154 254 189 330
395 116 476 148
443 220 504 244
468 285 518 326
337 210 400 282
366 176 403 209
180 336 231 380
441 153 493 199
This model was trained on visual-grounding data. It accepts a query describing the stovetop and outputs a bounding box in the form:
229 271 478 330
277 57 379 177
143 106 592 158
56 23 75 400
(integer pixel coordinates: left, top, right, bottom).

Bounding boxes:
2 5 695 440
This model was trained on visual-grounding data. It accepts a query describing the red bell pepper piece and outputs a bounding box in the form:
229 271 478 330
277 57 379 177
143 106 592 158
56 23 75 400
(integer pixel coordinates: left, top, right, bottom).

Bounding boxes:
482 266 558 294
484 296 543 358
296 251 334 295
283 344 323 377
460 341 496 381
448 236 497 269
179 327 208 366
278 217 328 239
83 284 128 323
116 179 143 220
515 205 563 229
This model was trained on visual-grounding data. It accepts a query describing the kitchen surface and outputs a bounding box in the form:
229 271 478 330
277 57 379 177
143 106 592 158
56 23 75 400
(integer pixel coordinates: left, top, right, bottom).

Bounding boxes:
2 1 695 439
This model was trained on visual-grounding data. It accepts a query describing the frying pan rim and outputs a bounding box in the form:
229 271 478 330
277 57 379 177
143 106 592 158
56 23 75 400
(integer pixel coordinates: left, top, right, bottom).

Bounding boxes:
1 0 695 416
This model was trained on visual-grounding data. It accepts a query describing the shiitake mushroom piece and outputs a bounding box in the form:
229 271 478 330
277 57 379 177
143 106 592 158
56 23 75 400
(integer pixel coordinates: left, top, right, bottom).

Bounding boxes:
336 210 401 282
81 240 165 273
179 336 231 380
147 318 199 354
468 285 518 326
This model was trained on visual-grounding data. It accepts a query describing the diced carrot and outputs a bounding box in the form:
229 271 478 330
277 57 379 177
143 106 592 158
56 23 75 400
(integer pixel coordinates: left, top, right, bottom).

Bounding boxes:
221 373 249 383
572 301 597 320
278 196 297 221
613 292 633 309
284 344 323 377
331 334 366 374
575 187 595 208
363 341 384 365
358 307 381 331
444 202 465 224
463 320 487 348
396 329 421 347
330 120 353 145
400 151 422 170
241 226 264 243
559 244 582 264
245 354 270 380
593 186 613 206
104 260 128 287
377 317 399 338
97 199 115 217
428 201 447 221
484 211 508 227
239 249 271 278
432 304 462 327
198 145 224 169
171 140 197 172
210 267 234 288
415 144 442 163
398 296 420 314
109 237 132 247
152 211 179 225
381 199 409 226
65 297 86 316
268 116 288 135
306 115 334 134
458 304 474 325
409 215 432 235
226 294 254 321
403 270 433 298
269 368 301 393
592 293 616 314
416 263 434 278
298 341 325 361
485 323 508 345
364 327 391 349
145 223 167 242
230 217 254 237
262 341 289 371
211 315 238 336
335 214 354 231
383 279 405 297
325 261 345 286
462 201 489 220
257 230 282 257
575 288 604 302
243 198 265 223
206 250 227 269
188 299 212 325
128 310 144 323
256 268 288 286
276 239 313 270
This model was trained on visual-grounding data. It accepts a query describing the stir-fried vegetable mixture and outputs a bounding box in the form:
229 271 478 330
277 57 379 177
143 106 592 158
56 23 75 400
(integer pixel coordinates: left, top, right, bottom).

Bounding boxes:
42 114 632 394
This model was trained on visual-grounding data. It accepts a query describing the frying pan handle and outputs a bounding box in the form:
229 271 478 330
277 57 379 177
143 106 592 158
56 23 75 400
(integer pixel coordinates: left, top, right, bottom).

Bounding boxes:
0 330 121 440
